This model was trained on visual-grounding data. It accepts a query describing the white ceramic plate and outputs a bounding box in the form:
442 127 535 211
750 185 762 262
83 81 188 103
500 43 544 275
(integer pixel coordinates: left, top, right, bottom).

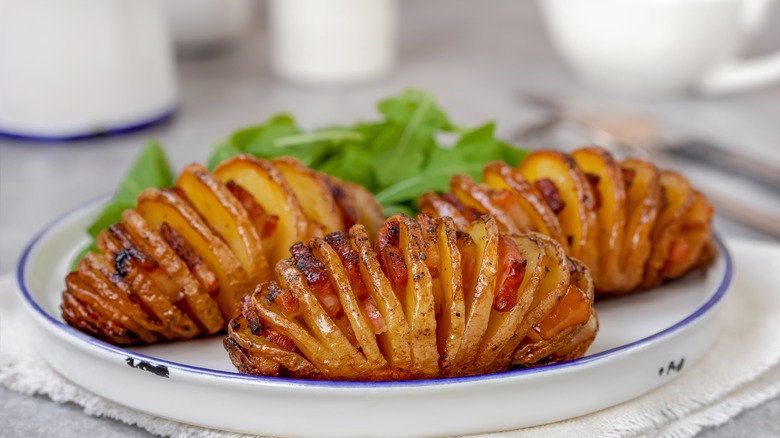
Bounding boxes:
16 199 733 438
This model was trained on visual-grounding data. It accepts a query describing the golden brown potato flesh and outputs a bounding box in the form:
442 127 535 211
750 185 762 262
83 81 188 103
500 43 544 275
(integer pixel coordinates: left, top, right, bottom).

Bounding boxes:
225 215 597 380
422 147 715 296
62 154 382 345
176 164 272 286
272 157 344 235
213 156 312 264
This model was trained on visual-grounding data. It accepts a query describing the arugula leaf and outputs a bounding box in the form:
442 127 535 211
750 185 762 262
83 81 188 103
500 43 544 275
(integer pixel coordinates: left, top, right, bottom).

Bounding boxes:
245 122 301 156
229 113 296 150
207 142 243 171
378 89 452 131
375 162 485 205
372 91 452 187
372 125 432 188
86 200 135 238
274 129 363 148
73 141 174 266
113 140 174 203
497 140 528 166
205 88 529 216
319 143 377 190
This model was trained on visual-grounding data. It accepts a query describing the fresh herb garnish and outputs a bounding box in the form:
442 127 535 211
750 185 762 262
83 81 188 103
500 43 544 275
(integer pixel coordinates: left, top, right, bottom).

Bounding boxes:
71 141 174 270
208 88 528 215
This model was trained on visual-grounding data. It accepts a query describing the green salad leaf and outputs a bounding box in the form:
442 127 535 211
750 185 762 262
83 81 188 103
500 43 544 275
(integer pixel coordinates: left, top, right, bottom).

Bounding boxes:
207 88 528 216
71 141 174 270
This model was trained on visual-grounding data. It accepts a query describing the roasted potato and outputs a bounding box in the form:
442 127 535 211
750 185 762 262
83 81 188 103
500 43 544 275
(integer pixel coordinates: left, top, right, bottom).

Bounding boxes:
225 215 597 380
421 147 715 296
61 155 385 345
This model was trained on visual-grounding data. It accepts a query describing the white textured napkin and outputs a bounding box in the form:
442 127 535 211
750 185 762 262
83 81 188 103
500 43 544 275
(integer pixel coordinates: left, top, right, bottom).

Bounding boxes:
1 238 780 438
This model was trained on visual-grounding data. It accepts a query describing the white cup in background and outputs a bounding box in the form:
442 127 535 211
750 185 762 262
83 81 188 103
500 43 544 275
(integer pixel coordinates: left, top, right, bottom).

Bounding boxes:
539 0 780 97
269 0 397 86
0 0 177 140
163 0 255 51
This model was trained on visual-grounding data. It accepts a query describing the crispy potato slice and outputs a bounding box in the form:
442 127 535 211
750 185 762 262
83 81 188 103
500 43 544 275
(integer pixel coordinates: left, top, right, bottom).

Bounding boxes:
77 253 161 343
519 233 572 336
350 224 413 375
273 260 371 378
213 156 311 264
250 281 337 374
483 162 566 246
177 163 271 286
136 189 250 319
642 170 695 288
121 209 224 334
392 215 439 378
471 233 545 374
311 238 389 370
418 192 472 230
224 336 282 378
552 258 598 362
518 151 599 277
97 228 199 339
450 175 520 234
615 159 662 293
349 180 386 238
517 260 594 365
63 272 141 344
660 192 714 280
572 146 626 290
450 216 500 371
272 157 344 234
323 175 385 238
505 233 571 366
227 313 320 379
433 217 467 376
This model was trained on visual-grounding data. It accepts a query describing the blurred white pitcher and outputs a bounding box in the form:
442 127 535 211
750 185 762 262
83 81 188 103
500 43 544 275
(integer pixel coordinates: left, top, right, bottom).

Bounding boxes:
0 0 177 139
540 0 780 96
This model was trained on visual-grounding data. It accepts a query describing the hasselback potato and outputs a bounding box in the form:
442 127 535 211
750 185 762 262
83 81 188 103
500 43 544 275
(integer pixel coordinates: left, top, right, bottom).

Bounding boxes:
225 214 598 380
420 146 715 295
61 155 384 345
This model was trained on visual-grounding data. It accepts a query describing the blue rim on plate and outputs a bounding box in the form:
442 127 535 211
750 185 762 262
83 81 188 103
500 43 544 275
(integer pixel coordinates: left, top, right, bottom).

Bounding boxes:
0 107 176 142
15 197 734 388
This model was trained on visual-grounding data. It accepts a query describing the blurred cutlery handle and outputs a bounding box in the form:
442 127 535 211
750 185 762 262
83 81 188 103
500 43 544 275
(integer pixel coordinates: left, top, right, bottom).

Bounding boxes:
709 192 780 240
665 139 780 193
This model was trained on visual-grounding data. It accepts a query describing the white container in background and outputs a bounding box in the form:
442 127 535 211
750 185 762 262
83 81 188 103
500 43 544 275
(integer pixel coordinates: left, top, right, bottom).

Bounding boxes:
163 0 254 51
539 0 780 96
269 0 397 85
0 0 177 139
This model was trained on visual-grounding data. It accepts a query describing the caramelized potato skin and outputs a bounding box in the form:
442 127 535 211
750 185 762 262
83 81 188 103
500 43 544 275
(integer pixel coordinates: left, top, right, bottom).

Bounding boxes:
61 155 385 345
421 147 715 295
226 215 597 380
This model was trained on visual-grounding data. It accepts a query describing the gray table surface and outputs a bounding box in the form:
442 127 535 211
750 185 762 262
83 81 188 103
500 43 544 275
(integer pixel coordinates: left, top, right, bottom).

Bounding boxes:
2 1 779 436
